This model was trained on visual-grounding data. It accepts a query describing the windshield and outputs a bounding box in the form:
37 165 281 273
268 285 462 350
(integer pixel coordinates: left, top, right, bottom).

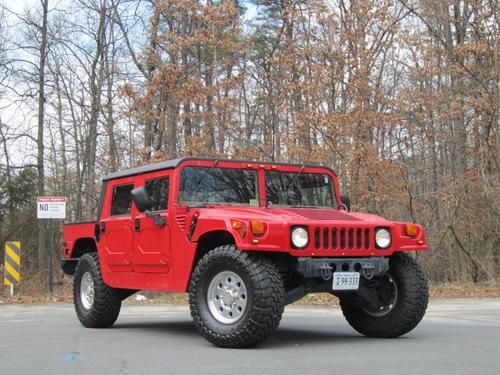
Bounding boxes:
179 166 259 206
265 170 336 208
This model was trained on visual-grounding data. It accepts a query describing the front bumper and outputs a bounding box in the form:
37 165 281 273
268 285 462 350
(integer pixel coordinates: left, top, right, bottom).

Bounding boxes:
297 257 390 280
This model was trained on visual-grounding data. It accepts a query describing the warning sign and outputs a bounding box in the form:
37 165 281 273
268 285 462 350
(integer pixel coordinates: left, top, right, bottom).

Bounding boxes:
37 197 66 219
4 241 21 286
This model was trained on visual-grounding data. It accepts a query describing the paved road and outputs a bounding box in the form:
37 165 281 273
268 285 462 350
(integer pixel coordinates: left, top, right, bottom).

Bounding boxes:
1 299 499 375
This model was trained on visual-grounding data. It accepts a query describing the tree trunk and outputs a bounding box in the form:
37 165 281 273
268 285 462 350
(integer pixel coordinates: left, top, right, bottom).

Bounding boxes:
104 35 118 171
85 2 107 218
144 11 161 160
37 0 49 271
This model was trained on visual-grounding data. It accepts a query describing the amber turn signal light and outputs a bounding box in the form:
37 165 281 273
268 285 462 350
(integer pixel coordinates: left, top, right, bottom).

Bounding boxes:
405 223 418 237
231 220 247 238
250 220 266 236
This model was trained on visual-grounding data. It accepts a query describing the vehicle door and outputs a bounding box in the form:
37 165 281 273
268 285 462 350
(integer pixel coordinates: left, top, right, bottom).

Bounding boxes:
99 179 135 272
132 170 171 273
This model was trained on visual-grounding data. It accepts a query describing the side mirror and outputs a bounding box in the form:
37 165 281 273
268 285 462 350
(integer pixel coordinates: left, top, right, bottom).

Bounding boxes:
131 186 153 212
340 194 351 212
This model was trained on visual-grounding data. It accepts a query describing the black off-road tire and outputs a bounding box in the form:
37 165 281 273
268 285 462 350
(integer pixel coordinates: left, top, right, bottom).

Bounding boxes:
189 245 285 348
73 253 122 328
340 252 428 338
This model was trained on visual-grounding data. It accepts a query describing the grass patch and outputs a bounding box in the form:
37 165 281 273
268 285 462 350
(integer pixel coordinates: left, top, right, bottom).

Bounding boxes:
429 281 500 299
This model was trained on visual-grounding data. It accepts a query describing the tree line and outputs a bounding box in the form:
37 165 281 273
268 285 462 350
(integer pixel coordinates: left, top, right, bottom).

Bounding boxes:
0 0 498 283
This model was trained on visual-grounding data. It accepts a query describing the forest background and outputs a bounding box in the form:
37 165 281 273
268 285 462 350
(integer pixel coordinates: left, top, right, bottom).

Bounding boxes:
0 0 498 295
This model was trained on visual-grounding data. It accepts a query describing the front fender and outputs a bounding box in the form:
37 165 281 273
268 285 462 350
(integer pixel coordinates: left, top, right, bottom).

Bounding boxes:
189 215 245 249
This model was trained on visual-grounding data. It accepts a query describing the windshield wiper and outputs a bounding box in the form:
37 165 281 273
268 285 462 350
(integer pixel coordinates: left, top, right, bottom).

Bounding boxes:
188 159 219 208
285 165 305 191
283 165 305 206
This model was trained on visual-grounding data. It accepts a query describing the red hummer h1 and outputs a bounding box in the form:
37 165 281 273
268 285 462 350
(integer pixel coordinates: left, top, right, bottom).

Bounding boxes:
62 157 428 348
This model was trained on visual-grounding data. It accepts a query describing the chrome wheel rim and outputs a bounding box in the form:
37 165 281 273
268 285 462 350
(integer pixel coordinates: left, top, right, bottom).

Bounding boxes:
207 271 248 324
363 274 398 317
80 272 95 310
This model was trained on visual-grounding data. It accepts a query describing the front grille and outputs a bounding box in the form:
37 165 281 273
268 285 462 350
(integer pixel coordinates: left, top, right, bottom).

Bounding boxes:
313 226 372 250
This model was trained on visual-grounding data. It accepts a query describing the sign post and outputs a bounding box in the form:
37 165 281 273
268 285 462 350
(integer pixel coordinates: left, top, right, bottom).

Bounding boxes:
37 197 66 293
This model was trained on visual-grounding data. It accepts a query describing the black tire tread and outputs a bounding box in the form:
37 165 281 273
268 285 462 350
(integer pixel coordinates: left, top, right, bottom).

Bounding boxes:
189 245 285 348
74 253 121 328
340 252 429 338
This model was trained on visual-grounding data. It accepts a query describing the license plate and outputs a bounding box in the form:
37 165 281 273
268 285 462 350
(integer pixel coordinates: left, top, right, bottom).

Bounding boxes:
332 272 360 290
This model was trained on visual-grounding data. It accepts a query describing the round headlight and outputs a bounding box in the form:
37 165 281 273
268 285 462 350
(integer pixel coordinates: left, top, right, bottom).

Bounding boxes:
291 227 309 248
375 228 391 249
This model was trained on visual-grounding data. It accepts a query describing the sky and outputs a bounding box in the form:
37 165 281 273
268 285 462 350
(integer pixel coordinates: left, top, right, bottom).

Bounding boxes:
3 0 37 13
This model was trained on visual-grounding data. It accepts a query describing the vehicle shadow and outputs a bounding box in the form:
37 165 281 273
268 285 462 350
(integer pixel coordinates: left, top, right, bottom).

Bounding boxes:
261 327 376 348
112 318 389 348
113 319 199 338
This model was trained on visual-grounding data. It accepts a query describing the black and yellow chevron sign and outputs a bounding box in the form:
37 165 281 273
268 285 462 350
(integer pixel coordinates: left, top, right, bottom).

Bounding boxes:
4 241 21 286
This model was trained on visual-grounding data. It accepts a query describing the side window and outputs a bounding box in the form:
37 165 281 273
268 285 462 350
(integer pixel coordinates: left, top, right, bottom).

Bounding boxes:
110 184 134 216
145 177 169 211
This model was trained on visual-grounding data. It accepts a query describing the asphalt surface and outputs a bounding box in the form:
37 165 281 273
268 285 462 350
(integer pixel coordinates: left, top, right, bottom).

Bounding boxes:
0 299 499 375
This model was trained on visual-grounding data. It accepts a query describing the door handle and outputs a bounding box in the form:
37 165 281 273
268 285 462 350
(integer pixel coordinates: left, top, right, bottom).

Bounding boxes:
135 218 140 232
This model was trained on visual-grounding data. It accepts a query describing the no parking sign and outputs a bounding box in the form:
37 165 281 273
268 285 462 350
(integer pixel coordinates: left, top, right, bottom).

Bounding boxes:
36 197 66 219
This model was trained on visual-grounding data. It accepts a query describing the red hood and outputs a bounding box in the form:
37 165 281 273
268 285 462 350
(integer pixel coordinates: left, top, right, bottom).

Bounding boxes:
197 206 390 225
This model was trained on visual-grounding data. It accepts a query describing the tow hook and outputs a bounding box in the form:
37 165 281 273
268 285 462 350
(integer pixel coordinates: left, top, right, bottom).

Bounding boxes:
362 266 375 280
319 264 333 280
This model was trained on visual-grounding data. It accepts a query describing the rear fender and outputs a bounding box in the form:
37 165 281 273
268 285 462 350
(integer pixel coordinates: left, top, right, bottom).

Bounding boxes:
61 238 97 276
72 237 97 257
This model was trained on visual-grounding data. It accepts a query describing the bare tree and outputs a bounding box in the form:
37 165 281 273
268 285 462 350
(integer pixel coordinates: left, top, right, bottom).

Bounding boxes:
37 0 49 270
